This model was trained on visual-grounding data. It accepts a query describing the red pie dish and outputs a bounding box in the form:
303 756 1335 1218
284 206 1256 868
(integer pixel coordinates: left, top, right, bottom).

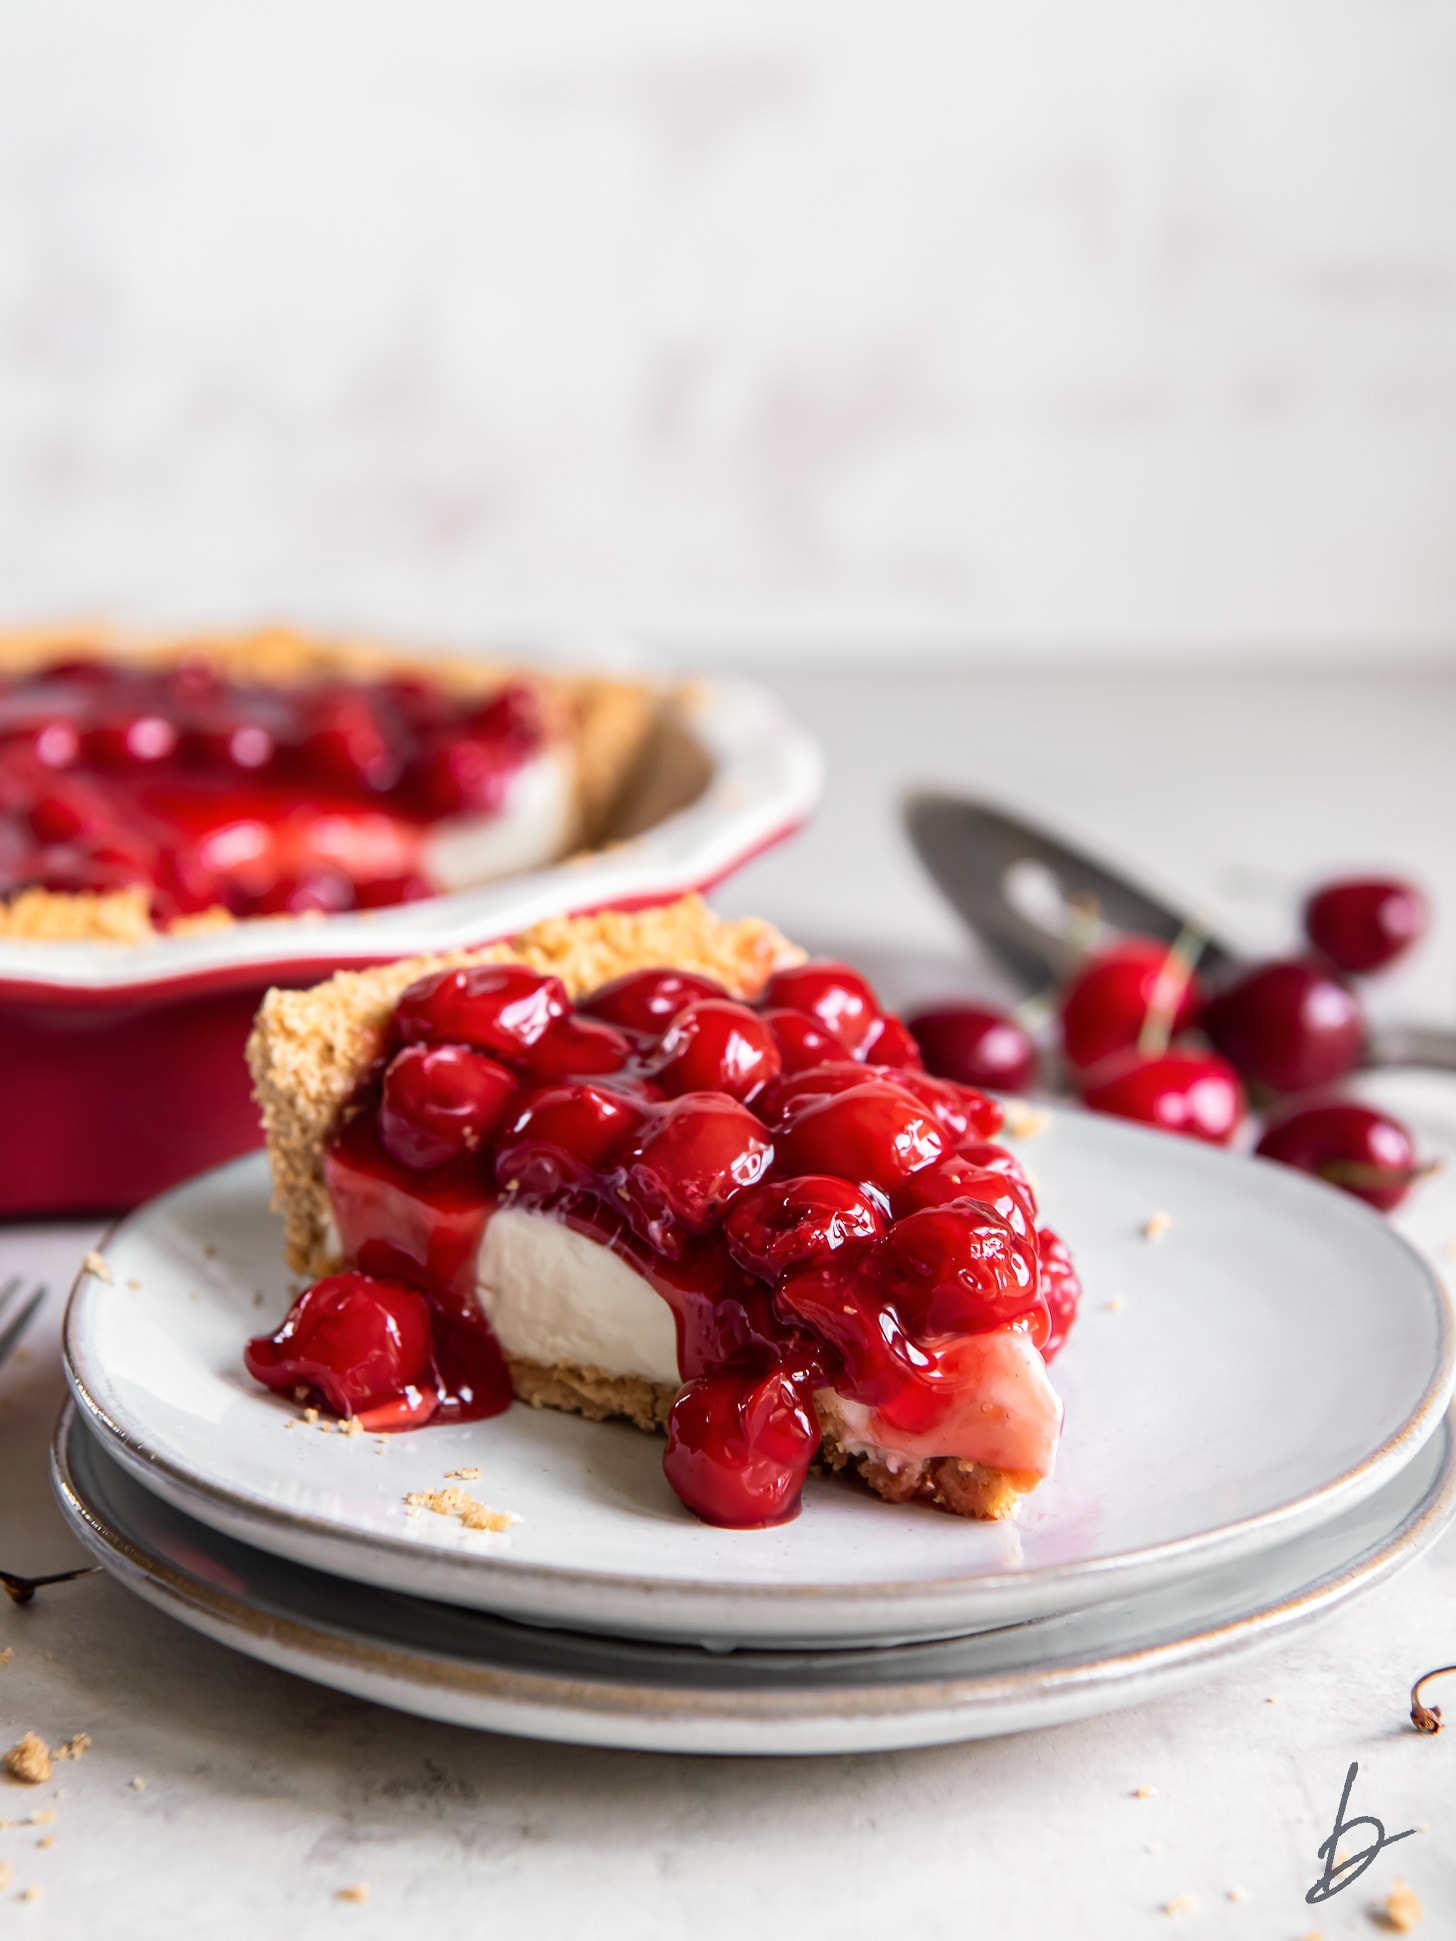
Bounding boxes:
247 898 1078 1528
0 629 819 1214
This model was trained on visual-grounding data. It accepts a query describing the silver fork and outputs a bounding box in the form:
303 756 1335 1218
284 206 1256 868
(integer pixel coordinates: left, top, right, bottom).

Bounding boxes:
0 1275 45 1371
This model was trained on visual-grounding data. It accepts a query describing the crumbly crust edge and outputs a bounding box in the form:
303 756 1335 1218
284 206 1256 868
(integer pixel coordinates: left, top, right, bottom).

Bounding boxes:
0 624 660 942
249 894 804 1276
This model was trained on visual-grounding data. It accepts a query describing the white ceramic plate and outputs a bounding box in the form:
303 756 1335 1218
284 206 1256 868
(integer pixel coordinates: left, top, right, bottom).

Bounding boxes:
62 1106 1455 1647
51 1401 1456 1756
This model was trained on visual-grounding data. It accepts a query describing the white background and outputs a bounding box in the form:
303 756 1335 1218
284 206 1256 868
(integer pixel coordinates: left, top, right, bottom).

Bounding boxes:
3 1 1456 659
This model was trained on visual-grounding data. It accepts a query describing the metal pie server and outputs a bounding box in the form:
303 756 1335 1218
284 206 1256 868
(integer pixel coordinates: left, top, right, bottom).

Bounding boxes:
903 790 1456 1073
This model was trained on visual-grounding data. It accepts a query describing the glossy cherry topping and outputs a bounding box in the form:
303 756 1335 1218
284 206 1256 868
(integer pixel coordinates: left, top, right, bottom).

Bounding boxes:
1303 876 1428 976
245 1273 435 1421
248 956 1078 1528
0 655 544 919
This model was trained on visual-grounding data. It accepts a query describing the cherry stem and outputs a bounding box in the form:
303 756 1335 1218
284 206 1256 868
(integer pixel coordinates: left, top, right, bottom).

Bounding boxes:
1137 916 1212 1059
1 1564 100 1606
1318 1158 1441 1192
1410 1663 1456 1733
1063 893 1102 963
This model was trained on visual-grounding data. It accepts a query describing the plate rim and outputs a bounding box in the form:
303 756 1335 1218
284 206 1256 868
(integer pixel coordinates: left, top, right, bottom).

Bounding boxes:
50 1399 1456 1730
61 1123 1456 1620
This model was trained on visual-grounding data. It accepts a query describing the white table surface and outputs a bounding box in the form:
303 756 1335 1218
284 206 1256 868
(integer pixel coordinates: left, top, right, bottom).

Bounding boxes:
4 664 1456 1939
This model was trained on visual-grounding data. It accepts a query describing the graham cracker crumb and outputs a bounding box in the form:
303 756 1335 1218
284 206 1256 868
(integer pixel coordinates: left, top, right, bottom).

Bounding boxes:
403 1486 519 1534
0 1647 12 1668
445 1466 482 1481
1001 1100 1050 1139
54 1734 89 1761
1142 1211 1173 1241
18 1884 40 1903
128 1775 146 1792
303 1408 319 1425
1227 1885 1247 1902
82 1251 112 1284
25 1811 55 1827
1266 1694 1279 1704
1133 1783 1157 1799
34 1837 51 1852
2 1735 51 1785
1375 1881 1423 1932
336 1883 370 1904
126 1279 140 1291
1161 1893 1197 1916
343 1417 362 1439
1103 1295 1125 1312
0 1864 10 1891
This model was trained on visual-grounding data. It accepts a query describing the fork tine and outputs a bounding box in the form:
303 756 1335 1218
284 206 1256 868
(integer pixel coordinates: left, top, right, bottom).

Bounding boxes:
0 1286 44 1369
0 1274 21 1320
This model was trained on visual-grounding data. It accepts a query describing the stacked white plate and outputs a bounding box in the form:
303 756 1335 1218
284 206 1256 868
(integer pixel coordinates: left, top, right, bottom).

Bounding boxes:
57 1096 1456 1755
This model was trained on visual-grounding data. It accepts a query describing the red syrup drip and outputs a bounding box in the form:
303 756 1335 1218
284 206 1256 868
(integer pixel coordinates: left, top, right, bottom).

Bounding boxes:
247 960 1082 1527
0 657 544 917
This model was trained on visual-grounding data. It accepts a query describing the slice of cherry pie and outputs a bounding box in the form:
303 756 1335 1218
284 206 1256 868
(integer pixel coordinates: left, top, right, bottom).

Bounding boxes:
246 896 1080 1527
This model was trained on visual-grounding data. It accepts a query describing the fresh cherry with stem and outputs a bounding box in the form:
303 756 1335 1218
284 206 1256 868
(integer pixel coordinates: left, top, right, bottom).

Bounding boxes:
1255 1099 1433 1211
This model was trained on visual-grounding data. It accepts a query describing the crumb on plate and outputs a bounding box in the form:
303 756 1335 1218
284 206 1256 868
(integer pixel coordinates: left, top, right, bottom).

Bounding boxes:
1227 1884 1246 1902
1142 1211 1173 1241
128 1776 146 1792
404 1486 519 1534
1161 1893 1197 1916
1133 1783 1157 1799
336 1883 369 1904
1001 1100 1050 1140
2 1735 51 1785
446 1466 483 1481
0 1647 12 1668
1376 1880 1423 1932
82 1251 112 1283
54 1734 89 1762
1103 1295 1125 1312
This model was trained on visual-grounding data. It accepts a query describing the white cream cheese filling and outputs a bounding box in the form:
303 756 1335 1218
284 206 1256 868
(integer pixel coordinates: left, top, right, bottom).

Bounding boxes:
475 1206 679 1385
422 747 574 891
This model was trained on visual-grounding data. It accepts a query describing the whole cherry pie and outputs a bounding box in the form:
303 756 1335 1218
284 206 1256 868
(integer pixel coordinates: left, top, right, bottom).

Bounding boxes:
0 627 655 940
247 897 1079 1528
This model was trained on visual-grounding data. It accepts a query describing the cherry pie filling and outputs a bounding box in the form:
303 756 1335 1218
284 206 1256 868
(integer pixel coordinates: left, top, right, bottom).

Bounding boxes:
0 655 545 920
247 958 1081 1527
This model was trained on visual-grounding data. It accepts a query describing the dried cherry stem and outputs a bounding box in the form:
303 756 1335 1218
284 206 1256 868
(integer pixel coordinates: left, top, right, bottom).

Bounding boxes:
1410 1664 1456 1734
1137 916 1213 1058
1 1565 99 1607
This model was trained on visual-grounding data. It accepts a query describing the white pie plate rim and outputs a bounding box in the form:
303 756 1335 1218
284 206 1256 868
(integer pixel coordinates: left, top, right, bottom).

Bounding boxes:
51 1400 1456 1755
61 1108 1456 1648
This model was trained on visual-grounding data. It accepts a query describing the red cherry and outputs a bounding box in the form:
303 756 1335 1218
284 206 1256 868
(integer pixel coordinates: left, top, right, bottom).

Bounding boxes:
378 1044 519 1171
858 1013 924 1070
1202 959 1365 1093
776 1081 945 1194
191 717 277 774
723 1175 886 1281
874 1067 1004 1145
761 1006 847 1076
1255 1099 1428 1211
1081 1050 1244 1145
260 865 357 916
876 1203 1047 1342
616 1095 774 1250
890 1154 1037 1238
298 693 401 793
909 1004 1039 1094
85 712 179 768
518 1014 633 1083
663 1367 820 1527
754 1060 877 1133
393 963 568 1060
493 1083 649 1197
649 999 781 1103
244 1273 434 1416
761 961 885 1056
1038 1227 1081 1360
1303 877 1428 976
958 1139 1039 1214
414 735 513 816
578 967 728 1039
1060 938 1203 1075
